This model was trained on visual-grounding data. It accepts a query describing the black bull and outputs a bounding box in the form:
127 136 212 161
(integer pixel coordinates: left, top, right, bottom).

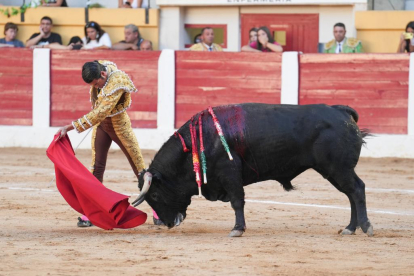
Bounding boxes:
133 103 373 237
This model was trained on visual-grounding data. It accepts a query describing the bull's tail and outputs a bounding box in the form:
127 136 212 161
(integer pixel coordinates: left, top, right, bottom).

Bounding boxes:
331 105 359 123
332 105 372 144
360 128 372 145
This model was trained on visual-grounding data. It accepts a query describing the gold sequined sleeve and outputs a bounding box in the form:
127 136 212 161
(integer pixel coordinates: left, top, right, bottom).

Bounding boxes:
72 89 124 133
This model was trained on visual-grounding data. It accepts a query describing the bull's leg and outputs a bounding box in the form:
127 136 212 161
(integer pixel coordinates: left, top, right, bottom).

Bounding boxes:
226 180 246 237
350 175 373 236
221 169 246 237
330 172 373 237
327 177 358 235
229 197 246 237
342 194 358 235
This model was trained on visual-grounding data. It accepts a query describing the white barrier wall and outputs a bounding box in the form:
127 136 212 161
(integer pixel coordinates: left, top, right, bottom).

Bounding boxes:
1 50 414 158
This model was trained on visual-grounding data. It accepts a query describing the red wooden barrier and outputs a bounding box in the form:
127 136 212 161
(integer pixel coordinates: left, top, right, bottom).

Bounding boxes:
0 48 33 126
175 52 282 128
299 54 409 134
50 50 160 128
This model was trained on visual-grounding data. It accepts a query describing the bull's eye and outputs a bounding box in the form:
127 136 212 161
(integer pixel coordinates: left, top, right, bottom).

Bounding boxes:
150 192 159 201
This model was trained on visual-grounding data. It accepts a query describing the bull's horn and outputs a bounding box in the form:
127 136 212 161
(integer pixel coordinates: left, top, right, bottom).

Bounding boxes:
132 172 152 207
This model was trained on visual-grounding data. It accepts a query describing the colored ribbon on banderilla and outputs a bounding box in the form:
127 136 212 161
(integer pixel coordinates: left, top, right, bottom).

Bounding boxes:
189 120 202 197
175 107 233 198
198 113 207 184
174 131 190 152
208 106 233 161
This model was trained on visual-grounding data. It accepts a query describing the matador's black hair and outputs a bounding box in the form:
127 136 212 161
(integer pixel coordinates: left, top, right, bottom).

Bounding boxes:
82 60 106 84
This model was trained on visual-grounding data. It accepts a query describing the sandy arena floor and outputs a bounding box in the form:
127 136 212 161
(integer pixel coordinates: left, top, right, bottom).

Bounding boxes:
0 147 413 276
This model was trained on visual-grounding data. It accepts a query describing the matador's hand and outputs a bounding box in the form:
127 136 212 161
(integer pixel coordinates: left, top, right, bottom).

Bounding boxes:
55 124 74 141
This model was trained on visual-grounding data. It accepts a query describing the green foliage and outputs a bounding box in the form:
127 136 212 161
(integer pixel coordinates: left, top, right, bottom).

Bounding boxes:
88 3 105 8
11 7 19 16
20 3 32 14
0 2 38 18
0 8 11 18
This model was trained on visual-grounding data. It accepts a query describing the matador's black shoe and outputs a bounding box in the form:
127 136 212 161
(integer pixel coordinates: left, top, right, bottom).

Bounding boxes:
77 217 93 227
153 217 165 226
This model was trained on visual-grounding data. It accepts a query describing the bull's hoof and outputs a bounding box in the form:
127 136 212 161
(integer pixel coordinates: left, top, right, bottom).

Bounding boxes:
341 228 355 235
229 230 244 237
365 224 374 237
361 220 374 237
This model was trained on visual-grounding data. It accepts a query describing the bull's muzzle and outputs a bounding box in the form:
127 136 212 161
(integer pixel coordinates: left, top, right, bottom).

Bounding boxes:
132 172 152 207
167 213 185 229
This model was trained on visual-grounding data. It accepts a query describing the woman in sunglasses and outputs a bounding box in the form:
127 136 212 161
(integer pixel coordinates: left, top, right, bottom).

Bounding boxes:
82 21 112 50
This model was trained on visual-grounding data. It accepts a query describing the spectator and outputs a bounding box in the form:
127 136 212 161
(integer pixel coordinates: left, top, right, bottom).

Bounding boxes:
140 40 153 51
30 36 83 50
68 36 83 46
82 21 112 50
41 0 68 7
189 27 223 51
193 33 201 44
324 23 363 53
118 0 149 8
397 21 414 53
0 22 24 48
249 27 258 43
26 16 62 47
112 24 144 50
241 26 283 53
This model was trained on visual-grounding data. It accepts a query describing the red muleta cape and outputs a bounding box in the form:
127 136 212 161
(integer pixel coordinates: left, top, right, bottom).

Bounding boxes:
46 135 147 230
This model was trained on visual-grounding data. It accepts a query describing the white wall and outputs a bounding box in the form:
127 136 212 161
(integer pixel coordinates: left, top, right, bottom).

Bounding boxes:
159 6 185 50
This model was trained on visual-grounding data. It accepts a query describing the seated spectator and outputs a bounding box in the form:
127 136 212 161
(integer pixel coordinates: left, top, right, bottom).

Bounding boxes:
41 0 68 7
249 27 258 43
324 23 363 53
26 16 62 47
112 24 144 50
31 36 83 50
194 33 202 44
82 21 111 50
140 40 153 51
241 26 282 53
68 36 83 47
189 27 223 51
118 0 149 8
397 21 414 53
0 22 24 48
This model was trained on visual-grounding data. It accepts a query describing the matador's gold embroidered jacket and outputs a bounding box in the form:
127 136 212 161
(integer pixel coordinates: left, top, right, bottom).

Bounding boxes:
72 60 137 133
